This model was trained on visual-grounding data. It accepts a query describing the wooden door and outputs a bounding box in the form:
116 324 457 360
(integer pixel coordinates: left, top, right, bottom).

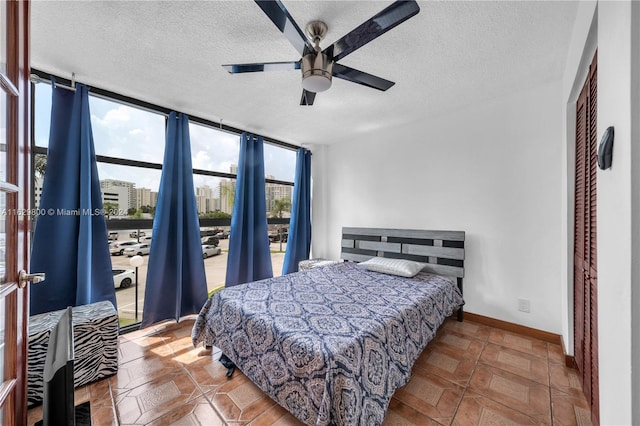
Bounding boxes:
0 1 31 425
573 51 598 425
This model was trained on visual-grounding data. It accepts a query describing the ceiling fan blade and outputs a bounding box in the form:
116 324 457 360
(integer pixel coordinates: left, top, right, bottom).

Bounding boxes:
332 63 395 91
324 1 420 62
255 0 315 57
222 61 301 74
300 90 316 106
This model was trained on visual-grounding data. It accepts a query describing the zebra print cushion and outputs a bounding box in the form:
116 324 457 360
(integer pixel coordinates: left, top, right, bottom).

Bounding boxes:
28 301 119 406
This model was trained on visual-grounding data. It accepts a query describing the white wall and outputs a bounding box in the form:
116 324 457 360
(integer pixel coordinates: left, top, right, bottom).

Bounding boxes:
560 1 640 423
595 3 633 422
309 144 329 259
597 1 639 423
631 2 640 422
312 80 564 334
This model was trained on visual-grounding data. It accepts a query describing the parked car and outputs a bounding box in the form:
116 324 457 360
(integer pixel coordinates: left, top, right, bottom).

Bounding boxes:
107 232 118 241
129 231 146 238
110 240 139 256
217 230 230 239
123 243 151 257
201 236 220 247
112 268 134 289
202 245 222 258
269 231 288 243
200 228 220 237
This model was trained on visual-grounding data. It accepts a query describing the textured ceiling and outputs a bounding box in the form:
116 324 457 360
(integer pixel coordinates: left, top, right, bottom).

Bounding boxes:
31 1 579 146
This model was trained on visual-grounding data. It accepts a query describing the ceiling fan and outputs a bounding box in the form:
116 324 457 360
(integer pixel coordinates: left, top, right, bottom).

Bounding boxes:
222 0 420 106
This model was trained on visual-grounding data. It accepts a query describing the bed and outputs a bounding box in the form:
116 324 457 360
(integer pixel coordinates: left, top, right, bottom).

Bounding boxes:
192 227 465 425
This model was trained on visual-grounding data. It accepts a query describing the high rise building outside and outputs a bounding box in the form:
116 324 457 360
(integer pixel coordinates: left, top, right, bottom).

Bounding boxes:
100 179 137 210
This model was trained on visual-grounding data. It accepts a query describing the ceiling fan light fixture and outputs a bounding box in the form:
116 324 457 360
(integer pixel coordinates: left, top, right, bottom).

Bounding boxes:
224 2 419 105
301 51 333 92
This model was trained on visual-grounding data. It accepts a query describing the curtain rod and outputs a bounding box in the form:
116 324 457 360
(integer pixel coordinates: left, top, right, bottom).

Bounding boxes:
57 72 76 92
29 68 301 152
31 71 77 92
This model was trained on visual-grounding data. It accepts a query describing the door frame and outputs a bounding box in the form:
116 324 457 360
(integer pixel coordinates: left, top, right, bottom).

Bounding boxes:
0 1 31 424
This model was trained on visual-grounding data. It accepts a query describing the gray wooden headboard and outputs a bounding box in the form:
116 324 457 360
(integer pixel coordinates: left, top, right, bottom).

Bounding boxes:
341 227 465 320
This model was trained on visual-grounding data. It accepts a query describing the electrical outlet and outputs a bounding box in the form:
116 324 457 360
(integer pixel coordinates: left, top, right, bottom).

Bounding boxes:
518 298 530 313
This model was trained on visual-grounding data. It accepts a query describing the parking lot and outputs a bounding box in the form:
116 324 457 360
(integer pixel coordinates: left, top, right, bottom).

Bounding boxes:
109 230 286 322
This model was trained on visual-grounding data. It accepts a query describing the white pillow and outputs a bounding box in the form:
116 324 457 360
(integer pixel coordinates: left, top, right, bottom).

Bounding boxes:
359 257 426 277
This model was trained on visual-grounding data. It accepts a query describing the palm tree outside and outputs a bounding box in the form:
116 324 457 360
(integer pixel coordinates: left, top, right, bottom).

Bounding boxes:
102 201 119 220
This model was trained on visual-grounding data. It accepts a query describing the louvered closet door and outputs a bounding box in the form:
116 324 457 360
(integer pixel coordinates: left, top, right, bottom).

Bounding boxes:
574 84 586 381
573 51 598 426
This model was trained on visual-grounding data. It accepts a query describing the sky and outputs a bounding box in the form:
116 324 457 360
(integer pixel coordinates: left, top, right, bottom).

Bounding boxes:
34 83 297 193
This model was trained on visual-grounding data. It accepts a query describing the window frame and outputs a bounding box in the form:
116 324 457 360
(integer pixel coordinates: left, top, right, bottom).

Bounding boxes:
30 68 297 232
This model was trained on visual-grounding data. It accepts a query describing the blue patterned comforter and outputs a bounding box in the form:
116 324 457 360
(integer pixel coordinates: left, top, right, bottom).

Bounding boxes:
192 262 464 425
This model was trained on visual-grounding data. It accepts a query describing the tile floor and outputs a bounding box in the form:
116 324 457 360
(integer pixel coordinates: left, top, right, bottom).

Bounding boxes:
27 317 592 425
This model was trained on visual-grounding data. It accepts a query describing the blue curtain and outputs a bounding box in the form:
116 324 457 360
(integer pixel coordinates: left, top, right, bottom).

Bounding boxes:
30 82 116 315
141 113 207 327
225 133 273 287
282 148 312 274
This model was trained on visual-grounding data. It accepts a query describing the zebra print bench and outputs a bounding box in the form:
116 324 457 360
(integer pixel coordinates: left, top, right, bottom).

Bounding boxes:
27 301 119 406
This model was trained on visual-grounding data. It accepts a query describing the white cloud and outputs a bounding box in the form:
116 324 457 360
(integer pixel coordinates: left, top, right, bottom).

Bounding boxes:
92 105 131 127
192 150 212 170
89 97 166 164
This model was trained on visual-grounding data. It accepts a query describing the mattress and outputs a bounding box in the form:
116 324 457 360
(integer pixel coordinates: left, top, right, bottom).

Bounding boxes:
192 261 464 425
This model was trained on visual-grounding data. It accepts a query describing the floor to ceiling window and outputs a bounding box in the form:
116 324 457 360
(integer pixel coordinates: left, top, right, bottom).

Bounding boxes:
31 72 296 329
